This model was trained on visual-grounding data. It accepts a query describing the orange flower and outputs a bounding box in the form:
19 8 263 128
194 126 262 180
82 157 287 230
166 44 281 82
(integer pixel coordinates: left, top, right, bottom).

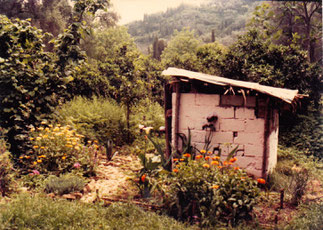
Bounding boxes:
205 156 210 160
173 158 179 162
33 146 39 149
212 156 220 160
183 153 191 158
228 162 233 165
234 167 240 170
211 185 219 189
229 157 237 163
211 161 219 165
173 168 179 173
241 177 246 181
141 174 146 183
19 156 24 159
257 178 266 184
207 151 212 154
179 158 185 162
203 163 210 168
195 155 203 160
218 166 223 169
223 161 228 166
200 149 206 154
26 156 30 159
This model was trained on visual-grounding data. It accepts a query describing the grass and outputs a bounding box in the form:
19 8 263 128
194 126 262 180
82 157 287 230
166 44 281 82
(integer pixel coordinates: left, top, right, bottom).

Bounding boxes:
0 194 195 230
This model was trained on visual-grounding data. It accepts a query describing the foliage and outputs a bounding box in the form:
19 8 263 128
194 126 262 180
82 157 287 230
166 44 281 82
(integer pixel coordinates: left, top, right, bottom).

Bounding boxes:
283 203 323 230
249 2 322 63
161 29 201 71
19 124 99 176
127 0 261 51
268 146 321 205
56 96 130 146
131 99 165 131
160 156 260 227
279 107 323 158
220 29 321 106
44 173 86 195
0 194 194 230
0 15 68 158
0 138 14 196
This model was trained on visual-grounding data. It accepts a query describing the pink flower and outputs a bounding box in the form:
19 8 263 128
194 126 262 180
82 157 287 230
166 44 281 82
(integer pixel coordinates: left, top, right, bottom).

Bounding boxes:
31 170 40 175
73 162 81 169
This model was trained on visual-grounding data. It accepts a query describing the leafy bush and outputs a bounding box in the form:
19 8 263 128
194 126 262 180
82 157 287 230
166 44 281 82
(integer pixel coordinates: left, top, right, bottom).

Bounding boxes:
0 194 194 230
45 174 86 195
0 15 69 158
131 99 165 131
160 155 260 227
0 138 14 196
280 107 323 159
56 96 131 146
19 124 99 176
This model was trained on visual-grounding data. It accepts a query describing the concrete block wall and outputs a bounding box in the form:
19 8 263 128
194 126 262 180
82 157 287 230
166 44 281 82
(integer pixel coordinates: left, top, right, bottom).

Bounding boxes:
173 93 273 178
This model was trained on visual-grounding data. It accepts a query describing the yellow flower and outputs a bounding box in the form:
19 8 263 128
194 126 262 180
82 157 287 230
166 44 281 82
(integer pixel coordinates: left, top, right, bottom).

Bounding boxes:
37 127 44 131
36 137 41 141
33 146 39 149
33 161 37 165
179 158 185 162
211 161 219 165
53 127 60 132
62 156 66 160
43 135 48 138
203 163 210 168
212 156 220 161
40 146 45 149
45 127 50 132
29 137 34 141
200 149 206 154
74 146 80 151
37 159 42 163
19 156 24 159
66 144 73 148
173 158 179 162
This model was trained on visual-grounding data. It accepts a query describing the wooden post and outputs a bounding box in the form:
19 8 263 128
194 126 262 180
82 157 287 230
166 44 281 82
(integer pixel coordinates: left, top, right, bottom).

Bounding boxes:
262 98 271 178
173 79 181 153
164 83 172 163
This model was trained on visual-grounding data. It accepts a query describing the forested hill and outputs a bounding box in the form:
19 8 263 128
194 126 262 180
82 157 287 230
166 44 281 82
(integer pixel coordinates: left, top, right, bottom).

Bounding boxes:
126 0 261 52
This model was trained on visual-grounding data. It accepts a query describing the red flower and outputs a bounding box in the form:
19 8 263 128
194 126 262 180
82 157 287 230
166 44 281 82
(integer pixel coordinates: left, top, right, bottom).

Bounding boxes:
257 178 266 184
141 174 146 183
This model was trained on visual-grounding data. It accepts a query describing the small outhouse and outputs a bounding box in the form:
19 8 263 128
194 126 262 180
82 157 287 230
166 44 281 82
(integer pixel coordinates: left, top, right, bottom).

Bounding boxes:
162 67 303 178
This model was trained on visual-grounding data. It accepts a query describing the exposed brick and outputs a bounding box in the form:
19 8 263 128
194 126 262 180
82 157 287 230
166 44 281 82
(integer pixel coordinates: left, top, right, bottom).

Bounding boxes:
244 119 265 133
195 93 220 106
235 107 256 119
233 132 264 145
219 119 245 132
221 95 244 106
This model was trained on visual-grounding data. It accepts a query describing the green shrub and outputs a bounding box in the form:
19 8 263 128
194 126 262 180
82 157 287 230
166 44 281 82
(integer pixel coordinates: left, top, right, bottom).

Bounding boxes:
19 124 99 176
131 98 165 131
56 96 131 146
0 138 14 196
0 194 194 230
45 174 86 195
284 203 323 230
160 156 260 227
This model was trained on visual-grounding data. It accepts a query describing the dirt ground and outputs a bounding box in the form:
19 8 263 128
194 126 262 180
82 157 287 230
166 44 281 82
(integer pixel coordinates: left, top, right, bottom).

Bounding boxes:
81 153 142 203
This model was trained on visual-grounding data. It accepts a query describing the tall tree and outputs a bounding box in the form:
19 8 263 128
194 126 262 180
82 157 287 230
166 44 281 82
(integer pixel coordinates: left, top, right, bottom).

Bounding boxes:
249 1 322 63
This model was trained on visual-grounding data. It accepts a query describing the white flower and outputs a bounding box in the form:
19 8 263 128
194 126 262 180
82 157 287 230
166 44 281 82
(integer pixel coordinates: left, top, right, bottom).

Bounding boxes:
143 126 153 135
138 124 145 130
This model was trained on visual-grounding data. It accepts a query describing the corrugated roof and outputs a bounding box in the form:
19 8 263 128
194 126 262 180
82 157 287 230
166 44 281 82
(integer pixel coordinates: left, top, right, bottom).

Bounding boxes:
162 67 300 104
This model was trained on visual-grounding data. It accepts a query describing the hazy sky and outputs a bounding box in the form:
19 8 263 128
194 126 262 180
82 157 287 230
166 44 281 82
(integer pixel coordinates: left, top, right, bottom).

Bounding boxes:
111 0 207 25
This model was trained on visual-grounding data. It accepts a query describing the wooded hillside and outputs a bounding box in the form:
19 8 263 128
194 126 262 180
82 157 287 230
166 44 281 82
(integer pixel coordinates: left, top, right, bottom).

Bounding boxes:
127 0 260 52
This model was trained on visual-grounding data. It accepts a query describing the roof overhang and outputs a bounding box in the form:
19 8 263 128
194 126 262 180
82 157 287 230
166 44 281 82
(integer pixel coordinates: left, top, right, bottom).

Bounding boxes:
162 67 303 104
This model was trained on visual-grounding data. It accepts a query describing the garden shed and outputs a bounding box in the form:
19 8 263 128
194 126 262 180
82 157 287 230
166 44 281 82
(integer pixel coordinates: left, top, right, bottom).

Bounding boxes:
162 67 303 178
